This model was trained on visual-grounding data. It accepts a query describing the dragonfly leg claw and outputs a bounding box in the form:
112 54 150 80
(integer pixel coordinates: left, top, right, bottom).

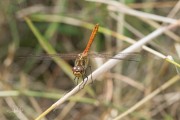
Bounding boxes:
79 75 88 89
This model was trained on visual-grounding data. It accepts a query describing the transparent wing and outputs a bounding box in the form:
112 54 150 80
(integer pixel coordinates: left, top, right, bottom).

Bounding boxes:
88 52 141 62
18 53 78 60
18 52 141 62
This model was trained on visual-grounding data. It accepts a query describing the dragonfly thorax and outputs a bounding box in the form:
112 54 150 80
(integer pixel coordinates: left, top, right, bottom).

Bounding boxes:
75 54 88 68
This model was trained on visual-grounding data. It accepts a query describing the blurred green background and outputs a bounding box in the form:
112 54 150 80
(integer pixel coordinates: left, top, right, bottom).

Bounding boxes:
0 0 180 120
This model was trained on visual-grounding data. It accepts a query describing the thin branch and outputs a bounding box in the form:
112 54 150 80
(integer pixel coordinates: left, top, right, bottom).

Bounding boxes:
113 75 180 120
86 0 177 23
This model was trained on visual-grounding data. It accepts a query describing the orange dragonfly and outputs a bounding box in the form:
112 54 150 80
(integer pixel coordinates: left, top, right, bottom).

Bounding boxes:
71 24 139 87
20 24 140 87
72 24 99 86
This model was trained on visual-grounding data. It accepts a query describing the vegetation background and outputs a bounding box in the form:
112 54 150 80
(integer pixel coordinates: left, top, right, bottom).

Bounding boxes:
0 0 180 120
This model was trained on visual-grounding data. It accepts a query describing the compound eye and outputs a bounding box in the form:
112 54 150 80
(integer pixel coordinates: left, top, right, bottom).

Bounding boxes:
77 66 81 71
72 67 76 71
72 66 83 72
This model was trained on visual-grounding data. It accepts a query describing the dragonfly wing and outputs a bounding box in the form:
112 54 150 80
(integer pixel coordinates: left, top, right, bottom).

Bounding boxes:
113 53 141 62
88 52 141 62
18 53 78 60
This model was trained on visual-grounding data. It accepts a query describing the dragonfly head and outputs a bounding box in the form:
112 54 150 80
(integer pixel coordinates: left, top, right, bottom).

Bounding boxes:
72 66 84 77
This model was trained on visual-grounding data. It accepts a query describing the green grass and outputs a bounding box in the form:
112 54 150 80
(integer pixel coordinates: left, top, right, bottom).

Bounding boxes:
0 0 179 120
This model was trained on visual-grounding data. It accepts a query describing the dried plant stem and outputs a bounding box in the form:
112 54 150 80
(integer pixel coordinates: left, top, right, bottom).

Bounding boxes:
113 75 180 120
86 0 177 23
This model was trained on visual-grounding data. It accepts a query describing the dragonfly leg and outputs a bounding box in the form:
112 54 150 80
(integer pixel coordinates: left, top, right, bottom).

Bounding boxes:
74 77 79 85
79 74 88 89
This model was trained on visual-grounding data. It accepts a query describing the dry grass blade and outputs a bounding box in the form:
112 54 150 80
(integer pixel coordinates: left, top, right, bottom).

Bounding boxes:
24 17 74 79
113 75 180 120
86 0 178 23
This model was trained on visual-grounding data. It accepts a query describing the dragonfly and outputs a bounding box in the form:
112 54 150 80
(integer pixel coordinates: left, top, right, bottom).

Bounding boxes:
71 24 139 87
20 24 140 87
72 24 99 87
